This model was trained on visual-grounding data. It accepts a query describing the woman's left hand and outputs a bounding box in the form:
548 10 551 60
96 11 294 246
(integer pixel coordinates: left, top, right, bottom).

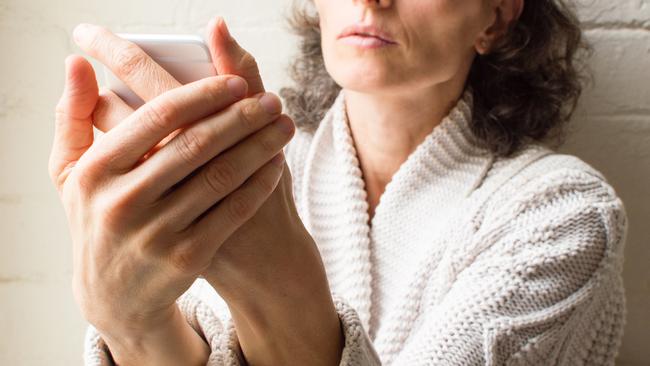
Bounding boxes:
205 148 344 366
75 17 343 366
199 20 344 366
207 160 344 366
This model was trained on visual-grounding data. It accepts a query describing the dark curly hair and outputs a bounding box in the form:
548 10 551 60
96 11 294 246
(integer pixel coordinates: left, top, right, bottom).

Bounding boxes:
279 0 593 157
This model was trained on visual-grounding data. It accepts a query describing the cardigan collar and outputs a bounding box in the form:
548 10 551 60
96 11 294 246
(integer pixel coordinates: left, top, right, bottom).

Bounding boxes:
299 87 495 333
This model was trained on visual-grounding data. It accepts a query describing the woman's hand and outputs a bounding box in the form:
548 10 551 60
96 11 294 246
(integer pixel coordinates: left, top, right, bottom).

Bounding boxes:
69 18 344 365
197 19 345 366
204 171 345 366
49 23 294 365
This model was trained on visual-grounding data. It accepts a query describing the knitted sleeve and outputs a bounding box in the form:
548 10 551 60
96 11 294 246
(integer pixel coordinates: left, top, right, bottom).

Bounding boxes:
82 290 245 365
83 286 380 365
393 168 627 365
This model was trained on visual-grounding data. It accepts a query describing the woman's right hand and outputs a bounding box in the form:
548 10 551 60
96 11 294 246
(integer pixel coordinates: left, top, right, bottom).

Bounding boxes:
49 49 294 364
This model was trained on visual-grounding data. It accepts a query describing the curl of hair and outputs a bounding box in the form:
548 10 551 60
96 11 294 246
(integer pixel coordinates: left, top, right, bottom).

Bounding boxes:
279 0 593 157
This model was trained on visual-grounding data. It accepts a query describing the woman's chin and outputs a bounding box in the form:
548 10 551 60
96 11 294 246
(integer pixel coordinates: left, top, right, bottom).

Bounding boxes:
328 65 401 94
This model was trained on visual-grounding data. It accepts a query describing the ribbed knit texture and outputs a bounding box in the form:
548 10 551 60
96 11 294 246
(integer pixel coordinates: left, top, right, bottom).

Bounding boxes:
84 88 628 365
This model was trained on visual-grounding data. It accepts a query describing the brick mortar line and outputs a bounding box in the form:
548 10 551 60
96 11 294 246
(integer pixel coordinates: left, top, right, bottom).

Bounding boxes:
582 21 650 32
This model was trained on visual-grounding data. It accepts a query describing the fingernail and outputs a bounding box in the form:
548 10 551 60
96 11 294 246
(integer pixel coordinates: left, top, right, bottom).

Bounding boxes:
258 93 281 115
227 77 247 98
275 117 294 135
271 153 285 167
73 23 92 44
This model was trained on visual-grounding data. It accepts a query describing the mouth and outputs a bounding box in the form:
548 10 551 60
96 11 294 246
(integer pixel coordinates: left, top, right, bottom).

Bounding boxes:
337 24 397 48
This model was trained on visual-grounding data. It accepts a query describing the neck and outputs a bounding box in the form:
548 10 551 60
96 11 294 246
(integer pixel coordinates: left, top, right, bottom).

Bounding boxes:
344 78 468 219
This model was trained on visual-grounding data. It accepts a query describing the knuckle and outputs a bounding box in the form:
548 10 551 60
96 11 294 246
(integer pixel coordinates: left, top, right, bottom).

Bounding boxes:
169 243 204 274
140 100 174 134
136 228 167 259
237 99 260 131
128 173 156 200
199 78 227 101
93 186 143 231
204 159 237 196
97 86 119 101
174 129 205 165
236 52 260 75
254 169 279 194
257 131 280 154
73 167 97 197
65 159 107 199
227 193 254 224
113 44 148 77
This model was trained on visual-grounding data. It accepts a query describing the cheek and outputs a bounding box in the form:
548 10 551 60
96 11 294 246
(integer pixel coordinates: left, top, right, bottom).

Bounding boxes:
405 2 481 69
411 0 484 41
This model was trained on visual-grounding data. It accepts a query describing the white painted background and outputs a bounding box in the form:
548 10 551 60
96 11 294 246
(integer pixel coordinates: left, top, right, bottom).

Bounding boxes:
0 0 648 364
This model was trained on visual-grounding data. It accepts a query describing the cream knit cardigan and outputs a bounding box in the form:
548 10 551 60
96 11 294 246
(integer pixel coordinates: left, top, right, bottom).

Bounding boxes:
84 88 628 365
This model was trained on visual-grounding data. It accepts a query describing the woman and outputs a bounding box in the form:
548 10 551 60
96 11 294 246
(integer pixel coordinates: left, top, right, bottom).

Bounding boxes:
49 0 628 365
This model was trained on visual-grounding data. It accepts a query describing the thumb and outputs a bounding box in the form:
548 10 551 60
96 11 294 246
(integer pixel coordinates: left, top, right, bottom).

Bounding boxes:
206 17 266 95
49 54 99 191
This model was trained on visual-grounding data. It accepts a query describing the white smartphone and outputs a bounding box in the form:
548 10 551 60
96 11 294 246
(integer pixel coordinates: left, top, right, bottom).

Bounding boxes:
102 33 217 109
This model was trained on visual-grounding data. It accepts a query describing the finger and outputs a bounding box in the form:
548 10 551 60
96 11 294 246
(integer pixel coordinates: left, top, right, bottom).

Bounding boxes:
93 88 181 161
93 87 134 133
49 55 99 191
206 17 266 96
158 114 294 229
72 23 181 102
93 88 179 166
91 75 249 172
173 153 285 267
130 92 283 201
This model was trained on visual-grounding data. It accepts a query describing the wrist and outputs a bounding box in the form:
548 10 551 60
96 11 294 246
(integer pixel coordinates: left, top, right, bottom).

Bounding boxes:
100 305 210 366
230 284 344 366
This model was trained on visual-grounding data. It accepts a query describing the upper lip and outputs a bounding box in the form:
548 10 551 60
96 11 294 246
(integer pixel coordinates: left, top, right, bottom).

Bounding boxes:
338 24 397 44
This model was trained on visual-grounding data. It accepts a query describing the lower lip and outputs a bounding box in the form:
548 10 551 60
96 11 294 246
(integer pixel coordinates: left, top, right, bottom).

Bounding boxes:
339 35 396 49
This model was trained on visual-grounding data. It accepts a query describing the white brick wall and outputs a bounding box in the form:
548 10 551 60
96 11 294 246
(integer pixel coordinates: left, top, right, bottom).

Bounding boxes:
0 1 647 365
561 3 650 366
